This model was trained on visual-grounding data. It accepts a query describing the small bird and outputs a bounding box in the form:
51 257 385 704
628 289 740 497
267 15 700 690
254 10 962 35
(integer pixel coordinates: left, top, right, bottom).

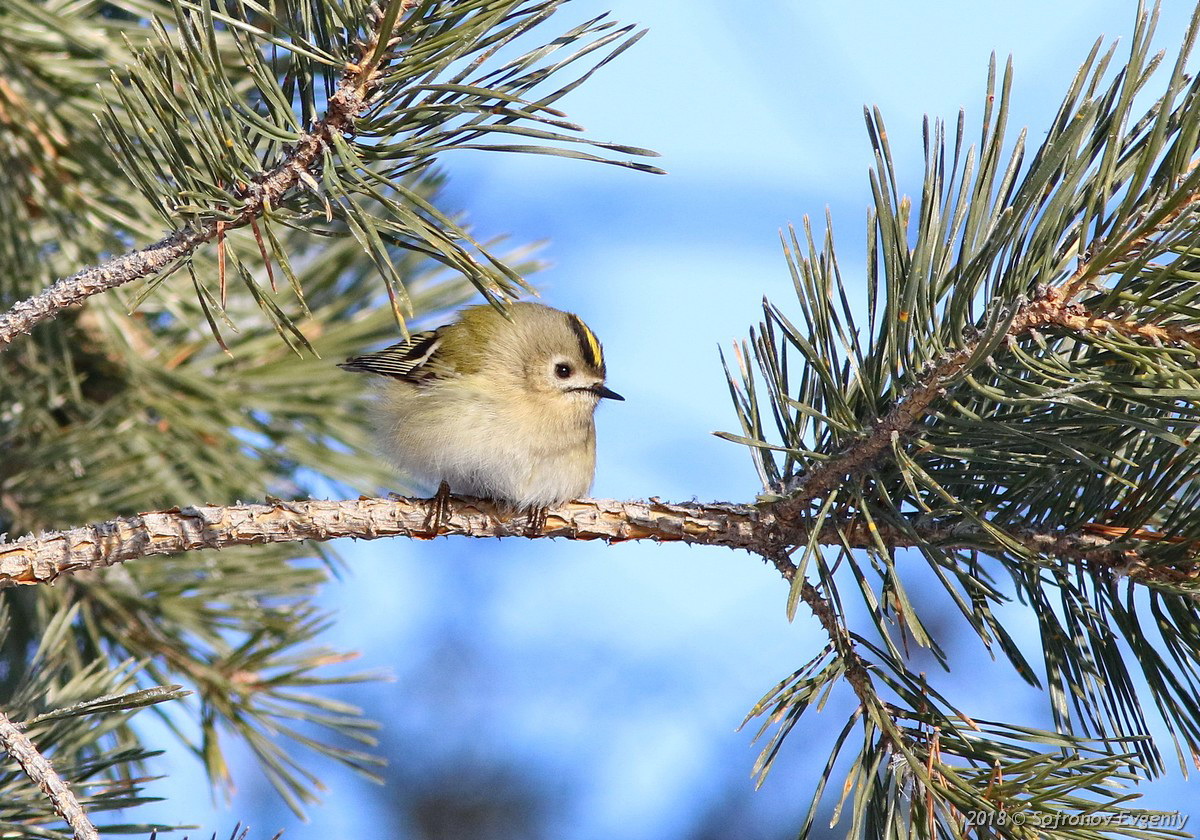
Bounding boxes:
340 302 623 509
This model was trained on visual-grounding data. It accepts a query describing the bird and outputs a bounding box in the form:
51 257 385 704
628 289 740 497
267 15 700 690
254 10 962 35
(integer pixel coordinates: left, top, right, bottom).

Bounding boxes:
339 302 623 509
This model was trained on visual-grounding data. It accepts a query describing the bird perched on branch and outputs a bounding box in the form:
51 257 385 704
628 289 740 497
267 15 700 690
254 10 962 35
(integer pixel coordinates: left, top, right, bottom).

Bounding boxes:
340 302 623 509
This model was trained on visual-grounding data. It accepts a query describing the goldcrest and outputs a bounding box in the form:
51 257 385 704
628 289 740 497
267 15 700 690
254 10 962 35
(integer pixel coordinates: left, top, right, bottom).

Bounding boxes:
340 302 623 508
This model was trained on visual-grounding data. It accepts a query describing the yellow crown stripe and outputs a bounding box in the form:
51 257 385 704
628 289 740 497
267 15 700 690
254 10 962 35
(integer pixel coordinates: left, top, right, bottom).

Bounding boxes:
567 314 604 369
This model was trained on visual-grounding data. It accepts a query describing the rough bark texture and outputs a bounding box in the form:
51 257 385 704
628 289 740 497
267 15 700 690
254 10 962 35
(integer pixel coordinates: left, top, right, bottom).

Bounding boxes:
0 497 770 586
0 710 98 840
0 495 1185 590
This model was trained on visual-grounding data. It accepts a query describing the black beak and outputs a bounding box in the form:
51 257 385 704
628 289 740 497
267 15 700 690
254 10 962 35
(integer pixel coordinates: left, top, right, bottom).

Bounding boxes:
594 384 624 401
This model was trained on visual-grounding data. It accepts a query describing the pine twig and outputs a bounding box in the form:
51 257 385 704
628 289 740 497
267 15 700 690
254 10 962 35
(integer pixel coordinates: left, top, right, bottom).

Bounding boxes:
0 11 393 352
0 708 98 840
0 496 1193 589
775 283 1200 523
760 546 886 742
795 574 879 717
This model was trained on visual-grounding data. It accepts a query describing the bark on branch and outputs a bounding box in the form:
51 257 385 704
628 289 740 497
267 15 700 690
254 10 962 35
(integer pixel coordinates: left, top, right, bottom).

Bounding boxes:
0 709 98 840
0 495 1192 590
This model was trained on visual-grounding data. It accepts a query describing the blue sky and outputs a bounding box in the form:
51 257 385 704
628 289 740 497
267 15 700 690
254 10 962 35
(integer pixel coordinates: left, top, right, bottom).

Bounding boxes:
136 2 1199 837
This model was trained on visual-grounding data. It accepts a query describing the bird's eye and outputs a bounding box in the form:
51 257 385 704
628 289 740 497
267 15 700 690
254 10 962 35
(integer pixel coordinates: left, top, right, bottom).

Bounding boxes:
554 362 573 379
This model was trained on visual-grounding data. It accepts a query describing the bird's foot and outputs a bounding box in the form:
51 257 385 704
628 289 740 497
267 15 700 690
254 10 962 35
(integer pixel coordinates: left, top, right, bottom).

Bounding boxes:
423 481 452 536
525 504 549 537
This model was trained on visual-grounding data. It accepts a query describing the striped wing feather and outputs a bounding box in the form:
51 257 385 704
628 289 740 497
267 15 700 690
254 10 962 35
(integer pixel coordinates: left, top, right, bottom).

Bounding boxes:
339 329 444 382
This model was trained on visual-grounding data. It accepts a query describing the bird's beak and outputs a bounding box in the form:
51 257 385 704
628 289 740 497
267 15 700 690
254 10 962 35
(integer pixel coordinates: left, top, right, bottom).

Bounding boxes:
594 384 624 401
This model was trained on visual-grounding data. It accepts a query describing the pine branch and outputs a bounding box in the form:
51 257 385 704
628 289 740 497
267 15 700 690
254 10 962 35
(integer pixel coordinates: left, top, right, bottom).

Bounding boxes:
0 9 392 351
775 265 1200 523
0 708 98 840
0 0 661 351
723 6 1200 825
0 495 1194 590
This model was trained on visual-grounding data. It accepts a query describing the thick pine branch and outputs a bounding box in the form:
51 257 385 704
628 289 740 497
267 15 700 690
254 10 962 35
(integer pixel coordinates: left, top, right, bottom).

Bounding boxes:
0 495 1193 590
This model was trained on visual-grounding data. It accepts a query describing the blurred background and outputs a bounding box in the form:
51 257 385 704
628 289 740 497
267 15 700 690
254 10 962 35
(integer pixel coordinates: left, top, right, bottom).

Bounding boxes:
134 1 1198 837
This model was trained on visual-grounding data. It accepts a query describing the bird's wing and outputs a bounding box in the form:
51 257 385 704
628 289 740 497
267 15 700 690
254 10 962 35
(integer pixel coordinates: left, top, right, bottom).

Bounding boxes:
338 328 447 382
